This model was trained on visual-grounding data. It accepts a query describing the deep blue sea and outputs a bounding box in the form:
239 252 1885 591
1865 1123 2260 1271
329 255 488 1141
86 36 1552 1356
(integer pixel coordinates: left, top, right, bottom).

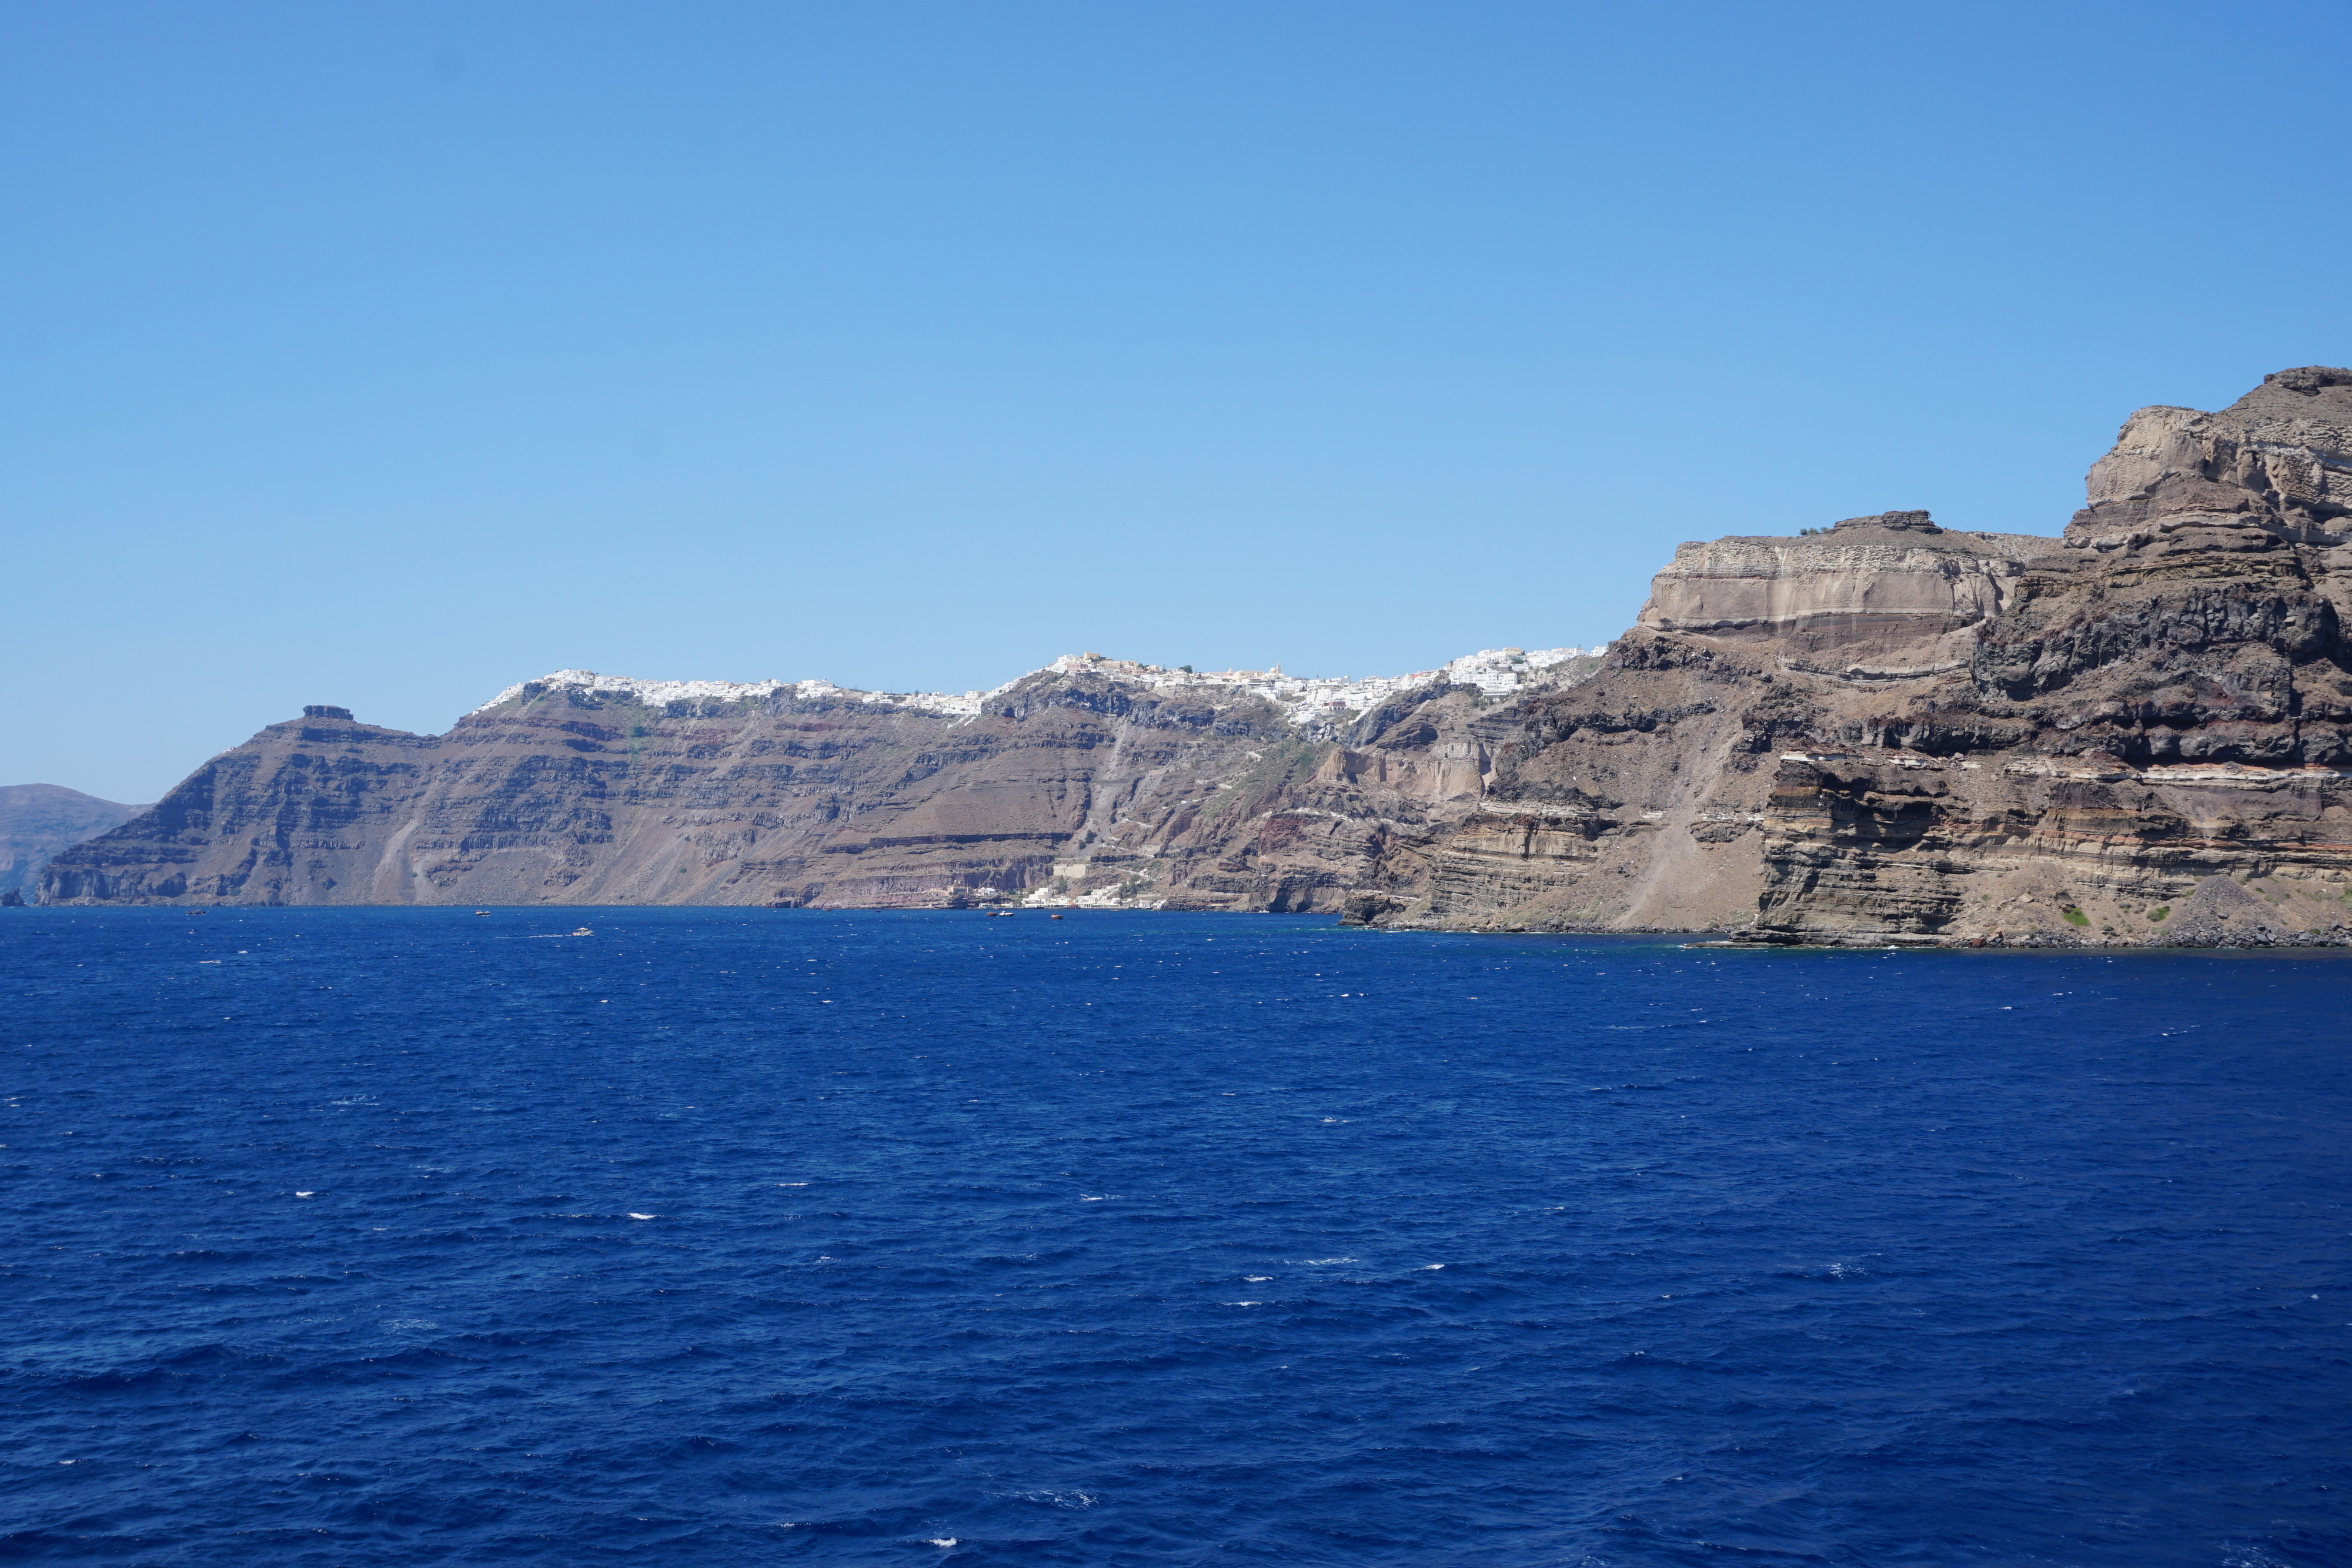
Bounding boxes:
4 908 2347 1566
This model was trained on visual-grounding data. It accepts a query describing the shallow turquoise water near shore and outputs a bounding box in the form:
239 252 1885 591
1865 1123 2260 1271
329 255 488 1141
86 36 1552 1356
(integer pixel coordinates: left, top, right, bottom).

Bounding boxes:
4 908 2347 1564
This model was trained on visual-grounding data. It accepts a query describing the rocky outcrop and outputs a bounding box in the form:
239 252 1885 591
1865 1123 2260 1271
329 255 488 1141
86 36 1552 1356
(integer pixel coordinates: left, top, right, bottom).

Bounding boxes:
1637 510 2050 680
1348 366 2352 946
0 784 147 898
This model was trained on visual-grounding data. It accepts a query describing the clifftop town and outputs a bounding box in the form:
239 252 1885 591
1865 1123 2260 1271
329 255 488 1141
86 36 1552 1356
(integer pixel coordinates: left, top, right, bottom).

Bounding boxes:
42 366 2352 947
473 644 1609 727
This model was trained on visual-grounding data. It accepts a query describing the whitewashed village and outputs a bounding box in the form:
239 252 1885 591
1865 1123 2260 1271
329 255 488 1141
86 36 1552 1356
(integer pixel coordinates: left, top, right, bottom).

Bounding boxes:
468 646 1614 911
476 644 1609 726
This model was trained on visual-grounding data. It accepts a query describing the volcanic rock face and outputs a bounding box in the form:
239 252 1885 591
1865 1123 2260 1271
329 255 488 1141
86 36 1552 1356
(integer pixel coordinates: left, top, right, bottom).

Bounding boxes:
0 784 147 898
38 673 1526 912
1347 366 2352 945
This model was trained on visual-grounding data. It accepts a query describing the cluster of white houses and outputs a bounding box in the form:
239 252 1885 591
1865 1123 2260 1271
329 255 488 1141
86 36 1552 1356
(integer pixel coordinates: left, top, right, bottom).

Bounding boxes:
1037 644 1608 722
477 645 1610 726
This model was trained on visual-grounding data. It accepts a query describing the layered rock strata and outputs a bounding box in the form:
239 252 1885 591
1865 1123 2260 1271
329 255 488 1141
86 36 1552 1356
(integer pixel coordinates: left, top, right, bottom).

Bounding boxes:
38 667 1571 912
1347 366 2352 945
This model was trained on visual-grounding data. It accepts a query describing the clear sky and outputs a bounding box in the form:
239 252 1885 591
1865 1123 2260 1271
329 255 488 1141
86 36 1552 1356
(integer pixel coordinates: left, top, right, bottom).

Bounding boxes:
7 1 2349 802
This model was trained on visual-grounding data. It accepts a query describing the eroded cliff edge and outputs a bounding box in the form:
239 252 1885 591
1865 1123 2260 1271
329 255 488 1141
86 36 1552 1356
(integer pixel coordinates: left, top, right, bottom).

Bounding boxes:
1348 366 2352 946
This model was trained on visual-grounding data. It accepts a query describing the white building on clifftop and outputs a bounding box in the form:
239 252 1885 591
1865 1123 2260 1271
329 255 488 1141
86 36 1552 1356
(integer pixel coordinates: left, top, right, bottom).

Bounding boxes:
474 643 1611 727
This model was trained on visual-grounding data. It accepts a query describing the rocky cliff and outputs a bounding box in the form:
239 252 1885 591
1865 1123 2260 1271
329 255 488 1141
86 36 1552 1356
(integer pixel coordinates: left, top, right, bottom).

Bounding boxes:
45 367 2352 945
36 660 1583 912
1346 366 2352 946
0 784 147 900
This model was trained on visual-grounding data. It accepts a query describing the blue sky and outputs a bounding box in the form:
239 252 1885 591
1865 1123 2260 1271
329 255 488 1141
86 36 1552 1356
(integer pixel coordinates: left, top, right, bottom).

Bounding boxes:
7 1 2349 801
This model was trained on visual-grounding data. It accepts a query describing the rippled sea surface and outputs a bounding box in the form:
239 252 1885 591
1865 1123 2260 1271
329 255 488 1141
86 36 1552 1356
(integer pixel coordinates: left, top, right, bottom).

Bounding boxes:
5 908 2348 1566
